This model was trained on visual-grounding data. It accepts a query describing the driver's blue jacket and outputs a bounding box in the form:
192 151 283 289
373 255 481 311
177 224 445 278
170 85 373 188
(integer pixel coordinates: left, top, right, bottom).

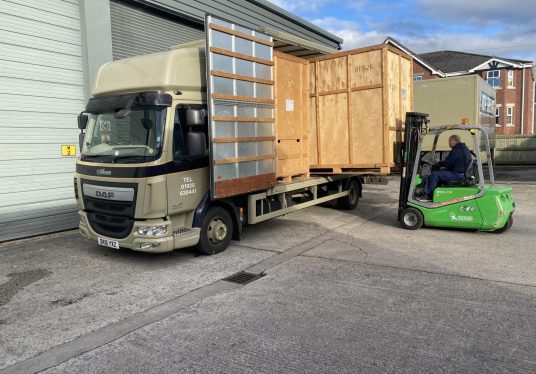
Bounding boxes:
438 142 472 174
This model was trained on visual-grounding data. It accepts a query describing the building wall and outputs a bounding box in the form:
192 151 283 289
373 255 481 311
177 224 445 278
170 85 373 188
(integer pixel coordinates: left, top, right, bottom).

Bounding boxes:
413 61 440 80
478 68 535 135
0 0 86 241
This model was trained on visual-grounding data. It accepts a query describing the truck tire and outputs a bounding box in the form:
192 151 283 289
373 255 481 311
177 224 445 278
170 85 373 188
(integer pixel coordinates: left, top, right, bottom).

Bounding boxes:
195 206 233 255
400 207 424 230
337 179 360 210
494 214 513 234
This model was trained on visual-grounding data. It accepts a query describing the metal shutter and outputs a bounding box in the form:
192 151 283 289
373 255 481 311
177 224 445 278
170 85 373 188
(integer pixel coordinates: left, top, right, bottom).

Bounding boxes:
0 0 85 241
110 1 204 60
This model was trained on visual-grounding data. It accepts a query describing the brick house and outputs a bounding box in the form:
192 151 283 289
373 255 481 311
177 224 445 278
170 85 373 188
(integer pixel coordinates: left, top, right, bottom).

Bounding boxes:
385 37 535 135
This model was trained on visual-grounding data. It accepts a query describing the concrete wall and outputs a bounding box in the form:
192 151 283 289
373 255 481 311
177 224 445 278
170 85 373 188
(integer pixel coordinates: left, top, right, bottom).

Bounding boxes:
494 135 536 165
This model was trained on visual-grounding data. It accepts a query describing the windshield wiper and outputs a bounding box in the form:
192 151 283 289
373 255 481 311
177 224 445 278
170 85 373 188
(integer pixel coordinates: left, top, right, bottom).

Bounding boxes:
111 155 151 164
81 155 114 162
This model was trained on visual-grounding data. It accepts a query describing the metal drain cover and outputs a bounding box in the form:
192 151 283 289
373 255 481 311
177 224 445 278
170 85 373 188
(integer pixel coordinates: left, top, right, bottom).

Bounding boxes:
223 271 264 285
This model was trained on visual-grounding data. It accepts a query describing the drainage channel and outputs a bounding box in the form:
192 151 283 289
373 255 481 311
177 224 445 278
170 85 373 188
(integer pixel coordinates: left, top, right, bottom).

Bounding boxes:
0 231 330 374
223 271 265 285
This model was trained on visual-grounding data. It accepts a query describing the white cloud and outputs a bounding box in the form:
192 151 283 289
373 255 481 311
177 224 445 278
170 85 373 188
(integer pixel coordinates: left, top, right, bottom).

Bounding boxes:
417 0 536 25
309 17 386 49
308 15 535 61
269 0 536 61
268 0 332 14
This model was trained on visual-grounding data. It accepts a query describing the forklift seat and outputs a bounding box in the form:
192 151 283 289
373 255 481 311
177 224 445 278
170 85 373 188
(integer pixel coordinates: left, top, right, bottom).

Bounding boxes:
443 159 479 187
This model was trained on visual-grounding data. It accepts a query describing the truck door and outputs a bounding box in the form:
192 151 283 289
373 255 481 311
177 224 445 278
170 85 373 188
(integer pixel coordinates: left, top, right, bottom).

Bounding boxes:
205 15 276 199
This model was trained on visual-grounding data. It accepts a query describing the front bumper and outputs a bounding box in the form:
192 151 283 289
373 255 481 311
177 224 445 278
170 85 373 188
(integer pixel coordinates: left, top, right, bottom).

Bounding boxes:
79 211 175 253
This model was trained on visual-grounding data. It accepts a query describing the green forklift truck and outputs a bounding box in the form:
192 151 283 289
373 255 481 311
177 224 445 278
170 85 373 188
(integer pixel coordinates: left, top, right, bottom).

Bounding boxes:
398 112 515 232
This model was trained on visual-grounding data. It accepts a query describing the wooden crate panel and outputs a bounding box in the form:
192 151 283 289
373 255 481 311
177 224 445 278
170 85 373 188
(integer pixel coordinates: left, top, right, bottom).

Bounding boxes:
277 158 304 178
308 44 413 172
400 56 412 117
276 139 304 177
277 139 301 158
318 93 349 164
309 62 316 94
274 51 309 178
317 57 347 93
276 54 305 139
309 97 318 165
351 89 383 164
350 49 382 89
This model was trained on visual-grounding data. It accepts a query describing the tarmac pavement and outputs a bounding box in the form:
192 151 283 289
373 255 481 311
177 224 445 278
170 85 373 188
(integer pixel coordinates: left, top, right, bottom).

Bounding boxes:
1 166 535 373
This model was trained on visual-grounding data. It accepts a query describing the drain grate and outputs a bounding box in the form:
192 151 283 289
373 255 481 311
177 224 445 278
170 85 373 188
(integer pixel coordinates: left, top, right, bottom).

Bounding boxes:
222 271 265 285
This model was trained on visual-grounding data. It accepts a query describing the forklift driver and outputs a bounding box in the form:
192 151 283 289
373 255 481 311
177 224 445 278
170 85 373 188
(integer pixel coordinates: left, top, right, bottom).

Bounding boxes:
417 134 472 202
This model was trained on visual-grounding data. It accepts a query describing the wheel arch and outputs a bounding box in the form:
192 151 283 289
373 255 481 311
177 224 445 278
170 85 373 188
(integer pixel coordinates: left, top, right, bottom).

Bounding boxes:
192 192 242 241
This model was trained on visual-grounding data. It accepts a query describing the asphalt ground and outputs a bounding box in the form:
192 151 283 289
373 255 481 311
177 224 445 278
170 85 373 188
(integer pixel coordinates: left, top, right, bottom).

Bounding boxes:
1 166 535 373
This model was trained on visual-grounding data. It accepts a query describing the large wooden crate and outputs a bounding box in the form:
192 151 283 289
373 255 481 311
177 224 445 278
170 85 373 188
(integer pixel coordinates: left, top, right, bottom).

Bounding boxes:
308 45 412 173
274 51 309 180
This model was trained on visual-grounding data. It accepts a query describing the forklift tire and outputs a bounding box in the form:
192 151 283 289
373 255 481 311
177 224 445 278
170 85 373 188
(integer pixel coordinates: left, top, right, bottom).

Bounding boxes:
195 206 233 255
337 179 360 210
400 207 424 230
494 214 513 234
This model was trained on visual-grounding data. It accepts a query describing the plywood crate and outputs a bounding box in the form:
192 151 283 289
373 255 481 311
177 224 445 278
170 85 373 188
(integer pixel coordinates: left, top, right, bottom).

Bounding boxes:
309 44 412 174
274 51 309 181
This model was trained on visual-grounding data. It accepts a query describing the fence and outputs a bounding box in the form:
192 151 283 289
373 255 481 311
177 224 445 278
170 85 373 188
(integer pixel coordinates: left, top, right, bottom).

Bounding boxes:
494 135 536 165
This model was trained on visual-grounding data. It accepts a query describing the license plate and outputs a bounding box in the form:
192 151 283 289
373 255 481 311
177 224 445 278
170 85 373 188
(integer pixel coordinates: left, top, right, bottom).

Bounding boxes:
98 237 119 249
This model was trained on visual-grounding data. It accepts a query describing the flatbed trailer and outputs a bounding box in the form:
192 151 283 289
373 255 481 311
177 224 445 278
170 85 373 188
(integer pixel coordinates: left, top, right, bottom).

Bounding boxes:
74 16 367 255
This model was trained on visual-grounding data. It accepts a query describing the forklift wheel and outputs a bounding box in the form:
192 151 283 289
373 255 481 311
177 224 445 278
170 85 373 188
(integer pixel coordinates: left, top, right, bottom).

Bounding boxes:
400 207 424 230
494 214 513 234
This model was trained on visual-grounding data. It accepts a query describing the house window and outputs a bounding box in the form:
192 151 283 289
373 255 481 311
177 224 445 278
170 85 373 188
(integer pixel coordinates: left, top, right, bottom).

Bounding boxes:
413 74 423 81
487 70 500 87
507 70 514 87
506 106 514 125
495 107 500 126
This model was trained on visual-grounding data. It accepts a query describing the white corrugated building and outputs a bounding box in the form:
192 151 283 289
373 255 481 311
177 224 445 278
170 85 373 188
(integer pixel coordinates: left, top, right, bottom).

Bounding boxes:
0 0 342 241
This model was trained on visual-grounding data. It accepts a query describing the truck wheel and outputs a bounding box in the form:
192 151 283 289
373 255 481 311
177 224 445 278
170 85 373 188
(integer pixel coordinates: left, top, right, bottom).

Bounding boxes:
337 179 360 210
400 207 424 230
195 207 233 255
495 214 513 234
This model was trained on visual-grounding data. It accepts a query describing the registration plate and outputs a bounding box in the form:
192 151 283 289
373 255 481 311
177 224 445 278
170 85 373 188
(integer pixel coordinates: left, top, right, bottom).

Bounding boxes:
97 237 119 249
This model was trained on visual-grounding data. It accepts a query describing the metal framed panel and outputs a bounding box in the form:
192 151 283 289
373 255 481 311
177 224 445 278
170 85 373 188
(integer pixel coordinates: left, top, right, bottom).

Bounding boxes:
110 0 204 60
206 15 276 199
0 0 85 241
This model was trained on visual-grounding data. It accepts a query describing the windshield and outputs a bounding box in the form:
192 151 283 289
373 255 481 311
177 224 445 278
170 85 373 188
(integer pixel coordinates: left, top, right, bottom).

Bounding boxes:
81 107 166 163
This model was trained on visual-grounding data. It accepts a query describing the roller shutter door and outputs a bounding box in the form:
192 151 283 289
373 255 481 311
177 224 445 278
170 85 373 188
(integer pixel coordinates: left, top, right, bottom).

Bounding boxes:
0 0 85 241
110 0 204 60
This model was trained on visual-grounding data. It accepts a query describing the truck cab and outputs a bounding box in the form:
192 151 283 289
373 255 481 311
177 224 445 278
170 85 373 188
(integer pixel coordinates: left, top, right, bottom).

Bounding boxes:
76 45 215 253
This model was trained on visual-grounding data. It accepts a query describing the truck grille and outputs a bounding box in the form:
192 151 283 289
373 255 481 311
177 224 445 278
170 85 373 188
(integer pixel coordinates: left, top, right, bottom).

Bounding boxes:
81 180 137 239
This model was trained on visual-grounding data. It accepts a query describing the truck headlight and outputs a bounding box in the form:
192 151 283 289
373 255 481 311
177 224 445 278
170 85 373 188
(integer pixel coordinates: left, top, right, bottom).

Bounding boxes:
137 225 167 237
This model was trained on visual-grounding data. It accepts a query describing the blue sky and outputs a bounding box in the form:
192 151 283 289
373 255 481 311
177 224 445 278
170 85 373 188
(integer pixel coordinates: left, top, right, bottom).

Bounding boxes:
269 0 536 61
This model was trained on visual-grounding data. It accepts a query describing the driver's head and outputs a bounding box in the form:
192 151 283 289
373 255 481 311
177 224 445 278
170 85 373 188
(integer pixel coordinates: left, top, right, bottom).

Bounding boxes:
448 134 461 148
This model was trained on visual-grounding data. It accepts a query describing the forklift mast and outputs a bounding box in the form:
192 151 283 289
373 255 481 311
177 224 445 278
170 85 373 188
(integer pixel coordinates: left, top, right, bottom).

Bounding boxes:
398 112 429 215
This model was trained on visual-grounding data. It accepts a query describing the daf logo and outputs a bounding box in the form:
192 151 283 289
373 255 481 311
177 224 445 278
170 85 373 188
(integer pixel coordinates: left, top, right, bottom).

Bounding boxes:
95 191 114 199
83 184 134 201
96 168 112 176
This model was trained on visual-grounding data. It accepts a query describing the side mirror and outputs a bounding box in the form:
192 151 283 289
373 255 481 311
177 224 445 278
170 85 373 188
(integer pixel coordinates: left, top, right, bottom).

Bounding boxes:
79 132 85 151
78 112 88 130
187 132 206 157
186 109 206 126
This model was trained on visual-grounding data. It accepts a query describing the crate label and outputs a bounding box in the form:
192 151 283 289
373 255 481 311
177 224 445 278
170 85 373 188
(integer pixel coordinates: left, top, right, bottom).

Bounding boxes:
285 99 294 112
354 64 373 73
